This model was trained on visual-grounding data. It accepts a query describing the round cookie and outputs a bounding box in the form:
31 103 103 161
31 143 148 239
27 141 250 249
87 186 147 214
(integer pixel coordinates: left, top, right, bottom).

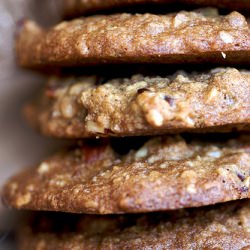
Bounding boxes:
2 135 250 214
24 68 250 138
18 200 250 249
64 0 250 17
16 9 250 68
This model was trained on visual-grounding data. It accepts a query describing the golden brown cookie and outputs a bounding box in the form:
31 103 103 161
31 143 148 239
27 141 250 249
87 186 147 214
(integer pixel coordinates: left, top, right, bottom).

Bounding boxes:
64 0 250 17
18 200 250 249
2 135 250 214
16 9 250 68
24 68 250 138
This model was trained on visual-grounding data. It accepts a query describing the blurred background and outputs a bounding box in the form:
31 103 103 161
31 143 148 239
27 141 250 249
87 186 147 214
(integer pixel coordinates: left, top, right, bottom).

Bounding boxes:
0 1 64 249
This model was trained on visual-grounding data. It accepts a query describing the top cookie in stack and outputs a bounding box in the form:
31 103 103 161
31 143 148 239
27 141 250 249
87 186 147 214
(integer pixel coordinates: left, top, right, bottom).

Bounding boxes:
63 0 250 17
2 1 250 249
17 8 250 67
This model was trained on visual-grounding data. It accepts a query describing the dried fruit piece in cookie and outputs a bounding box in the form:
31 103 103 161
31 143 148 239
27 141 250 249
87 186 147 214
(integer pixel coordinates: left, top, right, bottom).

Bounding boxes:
64 0 250 17
25 68 250 138
16 9 250 67
2 135 250 214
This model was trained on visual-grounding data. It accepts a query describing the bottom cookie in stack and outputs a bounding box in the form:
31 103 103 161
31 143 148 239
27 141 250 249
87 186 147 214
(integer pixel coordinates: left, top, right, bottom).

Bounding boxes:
18 200 250 249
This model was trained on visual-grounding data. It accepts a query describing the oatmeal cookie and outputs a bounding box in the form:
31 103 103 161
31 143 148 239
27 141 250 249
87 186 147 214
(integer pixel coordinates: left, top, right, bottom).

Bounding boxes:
64 0 250 17
2 135 250 214
16 10 250 67
18 200 250 249
24 68 250 138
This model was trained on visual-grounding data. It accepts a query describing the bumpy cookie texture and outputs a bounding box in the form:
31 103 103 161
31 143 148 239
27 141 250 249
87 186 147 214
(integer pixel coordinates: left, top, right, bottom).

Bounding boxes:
64 0 250 17
18 200 250 250
24 68 250 138
16 9 250 67
2 135 250 214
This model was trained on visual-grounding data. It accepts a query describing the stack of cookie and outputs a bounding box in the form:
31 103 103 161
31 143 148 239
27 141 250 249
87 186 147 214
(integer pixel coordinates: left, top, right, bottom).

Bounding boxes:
2 0 250 249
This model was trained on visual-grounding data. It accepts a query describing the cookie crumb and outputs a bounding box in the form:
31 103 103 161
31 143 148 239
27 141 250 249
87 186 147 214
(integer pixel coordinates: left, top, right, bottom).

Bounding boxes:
38 162 50 174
